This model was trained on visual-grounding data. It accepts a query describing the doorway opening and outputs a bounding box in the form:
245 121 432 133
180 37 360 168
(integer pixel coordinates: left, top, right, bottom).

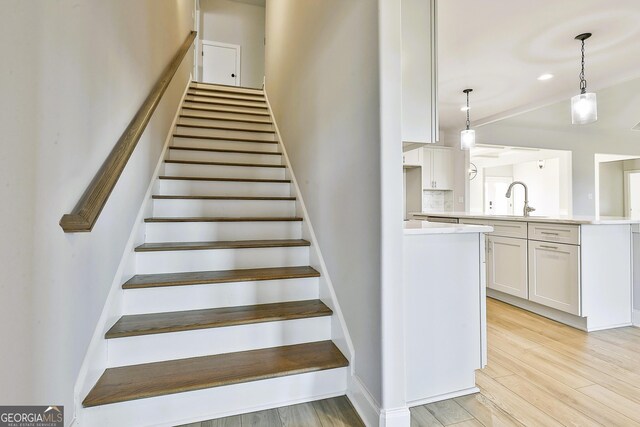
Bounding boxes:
193 0 266 88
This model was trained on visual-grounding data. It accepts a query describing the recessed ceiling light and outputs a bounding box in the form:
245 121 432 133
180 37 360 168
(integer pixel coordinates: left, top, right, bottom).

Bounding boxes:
537 73 554 81
460 106 469 112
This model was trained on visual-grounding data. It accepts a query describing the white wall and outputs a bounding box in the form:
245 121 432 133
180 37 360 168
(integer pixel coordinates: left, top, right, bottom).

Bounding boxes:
513 159 560 217
0 0 193 422
264 0 382 406
599 161 625 216
200 0 265 88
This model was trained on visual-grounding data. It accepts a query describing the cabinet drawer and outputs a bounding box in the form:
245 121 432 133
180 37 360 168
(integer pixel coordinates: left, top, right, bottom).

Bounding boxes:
487 220 528 239
529 223 580 245
425 216 459 224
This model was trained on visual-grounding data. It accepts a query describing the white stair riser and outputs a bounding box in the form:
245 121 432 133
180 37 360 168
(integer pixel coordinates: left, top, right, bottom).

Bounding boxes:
172 137 279 153
152 199 296 218
158 179 291 197
123 278 319 314
190 83 264 95
185 95 267 109
174 126 276 142
144 221 302 243
178 117 273 132
164 163 285 180
181 108 272 123
188 89 265 102
168 148 282 165
107 317 331 367
79 368 348 427
136 246 310 274
183 101 268 115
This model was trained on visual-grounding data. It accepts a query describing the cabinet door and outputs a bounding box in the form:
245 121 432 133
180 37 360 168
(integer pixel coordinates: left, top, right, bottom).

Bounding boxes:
422 147 434 190
486 236 528 298
528 241 580 315
403 148 422 166
432 149 453 190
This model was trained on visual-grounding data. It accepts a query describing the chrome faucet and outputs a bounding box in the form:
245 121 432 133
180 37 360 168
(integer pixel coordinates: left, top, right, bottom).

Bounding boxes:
505 181 536 217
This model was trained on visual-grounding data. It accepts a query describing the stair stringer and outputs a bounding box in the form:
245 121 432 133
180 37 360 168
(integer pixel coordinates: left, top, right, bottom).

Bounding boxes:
263 91 379 426
72 78 191 426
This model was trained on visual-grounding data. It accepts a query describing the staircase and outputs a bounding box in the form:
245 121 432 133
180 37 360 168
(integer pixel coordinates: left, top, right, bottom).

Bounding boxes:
81 82 349 426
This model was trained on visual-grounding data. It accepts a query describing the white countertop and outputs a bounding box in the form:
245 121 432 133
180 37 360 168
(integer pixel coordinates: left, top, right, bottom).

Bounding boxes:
411 211 640 225
403 220 493 235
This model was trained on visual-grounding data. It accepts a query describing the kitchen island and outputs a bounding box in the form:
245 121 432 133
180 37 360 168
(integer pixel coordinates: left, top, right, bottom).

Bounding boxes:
412 212 638 331
403 220 492 405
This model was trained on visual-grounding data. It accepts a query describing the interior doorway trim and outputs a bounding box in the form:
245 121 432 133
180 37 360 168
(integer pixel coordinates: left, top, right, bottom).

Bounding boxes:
202 40 241 86
624 169 640 217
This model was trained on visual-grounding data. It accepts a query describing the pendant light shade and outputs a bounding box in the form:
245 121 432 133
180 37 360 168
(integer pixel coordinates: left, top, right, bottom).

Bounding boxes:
461 89 476 150
571 33 597 125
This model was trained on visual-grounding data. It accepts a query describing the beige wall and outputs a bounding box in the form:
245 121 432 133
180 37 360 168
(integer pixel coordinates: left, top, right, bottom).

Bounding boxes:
200 0 265 88
265 0 383 403
0 0 193 421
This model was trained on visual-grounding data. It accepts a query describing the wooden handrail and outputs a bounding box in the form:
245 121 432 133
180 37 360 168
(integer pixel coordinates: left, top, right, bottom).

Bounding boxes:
60 31 197 232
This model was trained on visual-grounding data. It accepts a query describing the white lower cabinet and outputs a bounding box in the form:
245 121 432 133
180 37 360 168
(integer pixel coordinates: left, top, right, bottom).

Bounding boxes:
486 235 528 299
528 241 580 316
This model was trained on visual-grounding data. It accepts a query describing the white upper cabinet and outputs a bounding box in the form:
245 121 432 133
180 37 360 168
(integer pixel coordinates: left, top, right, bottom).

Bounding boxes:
402 0 438 144
422 147 453 190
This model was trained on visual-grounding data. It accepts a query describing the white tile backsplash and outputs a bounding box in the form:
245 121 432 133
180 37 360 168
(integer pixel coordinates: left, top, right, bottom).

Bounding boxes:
423 190 454 213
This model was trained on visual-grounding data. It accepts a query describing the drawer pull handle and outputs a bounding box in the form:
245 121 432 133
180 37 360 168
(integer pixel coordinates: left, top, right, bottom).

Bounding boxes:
541 231 560 235
540 245 559 250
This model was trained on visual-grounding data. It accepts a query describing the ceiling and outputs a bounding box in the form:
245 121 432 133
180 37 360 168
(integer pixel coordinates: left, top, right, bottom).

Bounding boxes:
438 0 640 132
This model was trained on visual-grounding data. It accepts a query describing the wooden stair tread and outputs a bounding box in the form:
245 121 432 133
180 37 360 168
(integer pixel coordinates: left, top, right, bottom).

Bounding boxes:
181 105 271 117
135 239 310 252
169 146 282 156
180 113 273 125
152 195 295 200
144 217 303 223
122 266 320 289
176 123 275 133
82 341 347 407
183 99 268 109
164 159 285 168
106 300 332 338
190 82 263 93
186 90 265 102
173 134 278 144
158 176 290 183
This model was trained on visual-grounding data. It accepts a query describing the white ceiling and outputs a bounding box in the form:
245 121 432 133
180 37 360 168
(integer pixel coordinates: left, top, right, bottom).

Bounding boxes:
438 0 640 132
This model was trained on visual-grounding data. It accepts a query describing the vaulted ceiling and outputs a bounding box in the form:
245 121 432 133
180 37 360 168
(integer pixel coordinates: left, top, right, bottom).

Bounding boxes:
438 0 640 132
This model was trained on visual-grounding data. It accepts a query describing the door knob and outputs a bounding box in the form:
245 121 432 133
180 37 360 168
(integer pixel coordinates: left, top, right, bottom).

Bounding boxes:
231 73 236 77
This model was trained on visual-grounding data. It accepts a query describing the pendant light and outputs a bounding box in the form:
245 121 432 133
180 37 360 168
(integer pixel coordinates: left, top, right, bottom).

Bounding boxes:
461 89 476 149
571 33 597 125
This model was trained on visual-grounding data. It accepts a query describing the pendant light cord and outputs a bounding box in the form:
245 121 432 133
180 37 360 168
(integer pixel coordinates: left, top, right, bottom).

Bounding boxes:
579 39 587 94
466 91 471 130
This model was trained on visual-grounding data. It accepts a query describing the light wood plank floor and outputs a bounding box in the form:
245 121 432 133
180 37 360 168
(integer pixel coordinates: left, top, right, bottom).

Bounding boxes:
411 298 640 427
177 395 364 426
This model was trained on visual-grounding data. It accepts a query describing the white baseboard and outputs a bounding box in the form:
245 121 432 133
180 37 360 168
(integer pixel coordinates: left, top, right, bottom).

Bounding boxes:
347 375 380 427
633 309 640 327
379 407 411 427
73 78 191 425
406 387 479 407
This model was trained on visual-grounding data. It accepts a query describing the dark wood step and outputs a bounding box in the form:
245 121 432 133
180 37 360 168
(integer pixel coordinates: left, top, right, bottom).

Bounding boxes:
122 266 320 289
186 90 265 102
176 123 275 134
164 159 285 168
180 113 273 125
183 98 268 110
82 341 347 407
190 81 263 93
158 176 290 183
152 195 295 201
135 239 309 252
173 134 278 144
144 216 303 223
106 300 331 338
169 146 282 156
181 104 271 117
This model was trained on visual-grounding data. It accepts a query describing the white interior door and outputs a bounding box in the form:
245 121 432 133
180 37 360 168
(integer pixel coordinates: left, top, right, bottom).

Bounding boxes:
202 41 240 86
626 171 640 218
484 177 514 215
